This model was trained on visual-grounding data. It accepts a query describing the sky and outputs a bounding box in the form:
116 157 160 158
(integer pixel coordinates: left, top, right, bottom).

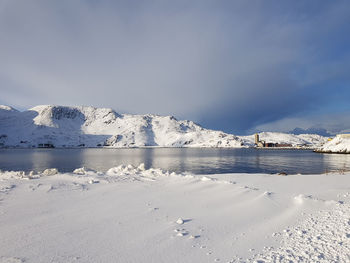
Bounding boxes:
1 0 350 135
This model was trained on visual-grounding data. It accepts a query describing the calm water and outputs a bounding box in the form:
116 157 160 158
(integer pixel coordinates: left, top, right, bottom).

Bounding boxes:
1 148 350 175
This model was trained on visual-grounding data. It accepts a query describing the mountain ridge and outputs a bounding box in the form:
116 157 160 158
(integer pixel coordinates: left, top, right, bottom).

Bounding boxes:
0 105 327 148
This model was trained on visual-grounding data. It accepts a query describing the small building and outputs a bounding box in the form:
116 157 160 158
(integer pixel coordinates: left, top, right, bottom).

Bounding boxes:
257 141 265 148
255 133 260 145
38 143 55 148
255 133 280 148
276 143 293 148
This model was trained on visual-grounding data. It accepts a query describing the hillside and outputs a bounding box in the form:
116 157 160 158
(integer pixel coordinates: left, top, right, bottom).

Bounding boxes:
0 105 327 148
316 135 350 153
0 105 243 148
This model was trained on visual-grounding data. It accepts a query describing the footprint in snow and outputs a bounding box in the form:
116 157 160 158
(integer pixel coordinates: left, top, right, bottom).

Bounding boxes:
176 218 192 225
176 232 189 237
0 257 25 263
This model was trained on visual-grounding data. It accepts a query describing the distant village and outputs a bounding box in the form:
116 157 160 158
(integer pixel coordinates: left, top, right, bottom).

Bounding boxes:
254 133 309 148
254 133 349 149
254 133 293 148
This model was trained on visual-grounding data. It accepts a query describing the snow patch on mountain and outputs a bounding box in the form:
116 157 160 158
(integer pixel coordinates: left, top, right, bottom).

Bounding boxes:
316 135 350 153
0 105 18 112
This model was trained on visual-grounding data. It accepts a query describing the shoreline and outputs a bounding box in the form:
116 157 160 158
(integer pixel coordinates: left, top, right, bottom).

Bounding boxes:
0 146 317 150
314 149 350 154
1 167 349 176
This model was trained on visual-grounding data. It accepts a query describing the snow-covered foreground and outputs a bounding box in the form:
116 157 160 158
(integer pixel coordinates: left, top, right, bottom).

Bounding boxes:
0 165 349 262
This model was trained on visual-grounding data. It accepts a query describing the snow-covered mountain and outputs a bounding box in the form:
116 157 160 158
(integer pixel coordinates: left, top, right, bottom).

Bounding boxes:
0 105 243 148
316 135 350 153
0 105 328 148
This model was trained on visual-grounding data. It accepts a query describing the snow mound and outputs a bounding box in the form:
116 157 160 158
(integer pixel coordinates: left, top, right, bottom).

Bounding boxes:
176 218 184 225
42 168 59 176
73 167 101 176
0 164 192 183
316 135 350 153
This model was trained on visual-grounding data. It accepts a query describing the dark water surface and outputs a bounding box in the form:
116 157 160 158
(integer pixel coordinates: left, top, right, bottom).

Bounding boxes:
0 148 349 175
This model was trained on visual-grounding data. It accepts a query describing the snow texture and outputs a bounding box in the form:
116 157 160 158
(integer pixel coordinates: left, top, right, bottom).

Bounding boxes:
317 135 350 153
0 165 349 262
0 105 327 148
251 203 350 262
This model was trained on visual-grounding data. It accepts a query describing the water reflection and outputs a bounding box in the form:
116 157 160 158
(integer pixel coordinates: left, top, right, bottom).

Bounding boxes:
30 150 56 172
0 148 349 175
323 153 350 172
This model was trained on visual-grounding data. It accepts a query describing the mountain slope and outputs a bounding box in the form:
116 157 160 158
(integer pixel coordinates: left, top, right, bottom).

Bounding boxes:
316 135 350 153
0 105 328 148
0 105 243 148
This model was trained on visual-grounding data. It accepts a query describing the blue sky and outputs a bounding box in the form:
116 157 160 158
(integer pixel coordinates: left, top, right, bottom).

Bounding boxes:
1 0 350 135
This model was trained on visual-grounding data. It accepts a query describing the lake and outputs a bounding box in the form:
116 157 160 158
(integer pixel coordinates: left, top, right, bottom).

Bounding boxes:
0 148 349 175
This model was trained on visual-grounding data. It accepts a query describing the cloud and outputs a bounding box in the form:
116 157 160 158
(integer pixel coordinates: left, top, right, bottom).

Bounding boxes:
254 111 350 135
0 0 350 134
